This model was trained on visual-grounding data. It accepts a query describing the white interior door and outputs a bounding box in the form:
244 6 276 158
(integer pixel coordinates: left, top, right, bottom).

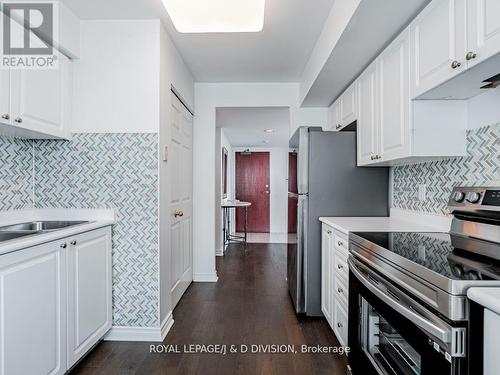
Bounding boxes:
170 93 193 309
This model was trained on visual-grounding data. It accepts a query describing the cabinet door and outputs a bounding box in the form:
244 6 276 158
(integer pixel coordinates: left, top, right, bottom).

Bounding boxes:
340 83 358 127
10 54 72 139
357 63 378 166
328 100 342 131
410 0 467 98
467 0 500 67
0 69 10 124
321 226 333 326
67 228 112 368
0 242 67 375
378 30 411 162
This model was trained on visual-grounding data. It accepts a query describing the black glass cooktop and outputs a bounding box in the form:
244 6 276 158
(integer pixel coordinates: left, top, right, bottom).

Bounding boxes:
352 232 500 281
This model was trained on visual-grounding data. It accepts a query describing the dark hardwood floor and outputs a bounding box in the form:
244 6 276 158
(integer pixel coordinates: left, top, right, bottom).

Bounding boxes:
71 243 348 375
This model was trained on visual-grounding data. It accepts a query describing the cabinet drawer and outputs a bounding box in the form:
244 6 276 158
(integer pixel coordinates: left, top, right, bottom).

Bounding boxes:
335 275 349 311
334 302 349 347
334 253 348 282
334 234 349 256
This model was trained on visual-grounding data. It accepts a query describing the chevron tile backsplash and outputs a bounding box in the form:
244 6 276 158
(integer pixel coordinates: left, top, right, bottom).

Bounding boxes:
34 133 160 327
0 133 160 327
0 137 33 211
393 124 500 215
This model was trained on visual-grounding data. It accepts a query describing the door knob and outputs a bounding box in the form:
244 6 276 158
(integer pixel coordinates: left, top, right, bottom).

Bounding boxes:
451 60 461 69
174 210 184 218
465 51 477 61
71 240 77 246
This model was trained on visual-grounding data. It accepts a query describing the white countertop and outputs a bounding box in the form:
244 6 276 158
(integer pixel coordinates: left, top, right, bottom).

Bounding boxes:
468 288 500 315
319 216 448 235
0 209 115 256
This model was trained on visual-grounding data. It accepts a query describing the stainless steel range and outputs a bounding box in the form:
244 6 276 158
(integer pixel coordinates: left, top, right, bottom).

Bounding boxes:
347 186 500 375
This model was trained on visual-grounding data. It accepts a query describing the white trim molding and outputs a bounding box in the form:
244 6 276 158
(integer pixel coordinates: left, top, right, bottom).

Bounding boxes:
216 248 224 257
193 272 219 282
104 312 174 342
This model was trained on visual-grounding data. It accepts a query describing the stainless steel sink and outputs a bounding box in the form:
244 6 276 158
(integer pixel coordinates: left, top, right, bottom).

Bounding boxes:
0 231 39 242
0 221 90 232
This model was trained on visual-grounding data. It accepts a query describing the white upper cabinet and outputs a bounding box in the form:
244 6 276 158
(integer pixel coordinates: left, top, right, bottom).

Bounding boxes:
0 70 9 123
357 63 378 166
410 0 467 98
6 54 73 139
467 0 500 67
378 30 411 162
340 83 358 128
327 81 358 132
327 100 341 131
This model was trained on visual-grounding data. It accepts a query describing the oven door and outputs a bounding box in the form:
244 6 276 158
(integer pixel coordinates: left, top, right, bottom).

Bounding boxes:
348 256 467 375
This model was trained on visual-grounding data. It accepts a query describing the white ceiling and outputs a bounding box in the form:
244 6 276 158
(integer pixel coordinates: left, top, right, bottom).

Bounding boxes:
61 0 335 82
216 107 290 148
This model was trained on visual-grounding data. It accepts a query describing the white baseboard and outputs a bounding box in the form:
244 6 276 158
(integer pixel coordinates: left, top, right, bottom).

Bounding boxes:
104 311 174 342
216 248 224 257
193 272 218 282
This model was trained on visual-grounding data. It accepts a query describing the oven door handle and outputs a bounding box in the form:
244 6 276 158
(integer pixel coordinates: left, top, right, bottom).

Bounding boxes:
349 257 452 344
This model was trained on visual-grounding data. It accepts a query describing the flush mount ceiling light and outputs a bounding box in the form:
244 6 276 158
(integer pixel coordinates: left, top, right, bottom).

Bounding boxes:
264 129 274 133
162 0 265 33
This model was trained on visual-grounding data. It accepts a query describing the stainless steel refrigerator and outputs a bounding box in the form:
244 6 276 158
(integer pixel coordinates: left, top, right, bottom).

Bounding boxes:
287 127 389 316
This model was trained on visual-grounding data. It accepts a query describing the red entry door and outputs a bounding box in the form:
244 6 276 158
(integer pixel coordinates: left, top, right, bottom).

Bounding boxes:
235 152 270 233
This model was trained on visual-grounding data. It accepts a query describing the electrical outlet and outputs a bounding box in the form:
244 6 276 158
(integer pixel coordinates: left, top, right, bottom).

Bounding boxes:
418 184 427 202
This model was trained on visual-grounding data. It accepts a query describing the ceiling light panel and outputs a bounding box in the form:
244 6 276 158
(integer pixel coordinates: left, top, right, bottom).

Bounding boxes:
162 0 265 33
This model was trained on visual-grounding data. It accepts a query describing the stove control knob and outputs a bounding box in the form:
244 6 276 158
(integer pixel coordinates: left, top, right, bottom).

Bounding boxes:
466 192 482 204
453 191 465 203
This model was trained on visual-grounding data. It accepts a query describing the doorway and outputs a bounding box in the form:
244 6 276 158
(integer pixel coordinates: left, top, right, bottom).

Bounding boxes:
235 151 270 233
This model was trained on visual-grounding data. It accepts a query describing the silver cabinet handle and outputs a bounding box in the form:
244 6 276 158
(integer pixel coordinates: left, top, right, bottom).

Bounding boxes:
337 264 343 270
71 240 77 246
337 241 343 247
337 288 343 294
451 60 461 69
60 243 67 249
465 52 477 61
336 125 342 130
14 118 23 123
1 114 9 120
327 230 332 235
337 322 343 328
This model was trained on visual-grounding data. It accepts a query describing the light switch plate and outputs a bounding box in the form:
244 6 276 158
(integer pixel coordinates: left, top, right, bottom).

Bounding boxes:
418 184 427 202
163 146 168 162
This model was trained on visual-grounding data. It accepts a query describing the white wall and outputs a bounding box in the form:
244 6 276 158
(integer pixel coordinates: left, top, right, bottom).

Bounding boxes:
73 19 194 329
467 90 500 130
73 20 160 133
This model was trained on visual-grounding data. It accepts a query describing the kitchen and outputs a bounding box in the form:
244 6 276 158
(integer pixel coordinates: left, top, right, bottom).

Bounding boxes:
0 0 499 374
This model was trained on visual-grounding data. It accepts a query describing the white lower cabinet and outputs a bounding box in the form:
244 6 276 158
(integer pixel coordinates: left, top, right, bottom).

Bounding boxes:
67 228 112 368
321 224 349 346
484 309 500 375
0 241 67 375
0 226 112 375
321 226 334 325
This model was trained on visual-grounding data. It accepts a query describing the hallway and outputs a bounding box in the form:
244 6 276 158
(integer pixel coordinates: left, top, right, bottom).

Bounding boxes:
71 243 348 375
